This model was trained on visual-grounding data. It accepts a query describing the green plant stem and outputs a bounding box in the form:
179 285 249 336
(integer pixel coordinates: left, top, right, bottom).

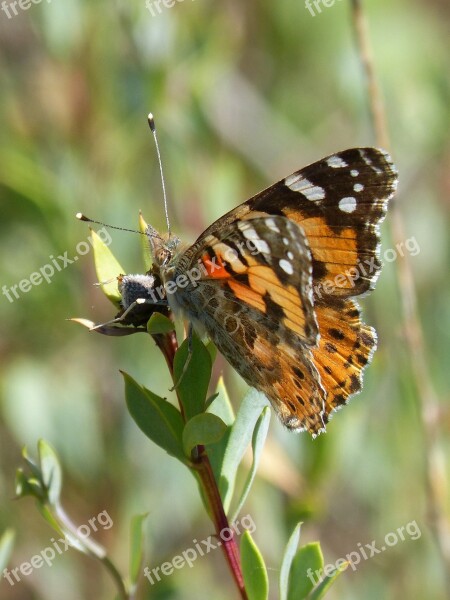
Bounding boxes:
100 555 130 600
54 503 130 599
154 331 248 600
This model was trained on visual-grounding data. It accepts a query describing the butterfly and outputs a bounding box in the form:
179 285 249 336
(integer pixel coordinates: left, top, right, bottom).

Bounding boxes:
92 145 398 436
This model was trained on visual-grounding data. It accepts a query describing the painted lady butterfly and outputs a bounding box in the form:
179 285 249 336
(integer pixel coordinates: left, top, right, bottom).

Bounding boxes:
86 137 398 436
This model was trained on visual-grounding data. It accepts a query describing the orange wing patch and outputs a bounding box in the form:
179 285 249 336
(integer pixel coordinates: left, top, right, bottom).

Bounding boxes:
283 213 359 296
270 342 326 435
312 300 377 421
227 279 267 313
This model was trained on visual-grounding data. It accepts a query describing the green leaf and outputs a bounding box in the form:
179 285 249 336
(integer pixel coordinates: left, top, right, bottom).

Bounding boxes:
21 446 42 479
308 560 348 599
138 212 153 271
288 542 324 600
230 407 270 523
204 378 235 486
129 513 149 590
174 333 212 421
241 530 269 600
36 504 66 538
207 377 235 426
123 371 186 463
38 440 62 505
147 312 174 334
15 468 44 500
90 227 124 306
219 389 270 511
280 523 302 600
182 413 227 457
205 392 219 409
206 340 217 364
0 529 15 572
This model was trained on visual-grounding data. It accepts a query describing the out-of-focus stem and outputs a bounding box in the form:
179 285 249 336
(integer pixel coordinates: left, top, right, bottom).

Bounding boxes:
350 0 450 579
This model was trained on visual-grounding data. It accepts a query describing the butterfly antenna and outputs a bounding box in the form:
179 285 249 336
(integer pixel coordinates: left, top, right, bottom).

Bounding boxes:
148 113 171 238
75 213 146 235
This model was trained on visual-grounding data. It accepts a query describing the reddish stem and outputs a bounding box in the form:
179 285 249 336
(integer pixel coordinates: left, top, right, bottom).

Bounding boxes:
152 330 248 600
194 446 248 599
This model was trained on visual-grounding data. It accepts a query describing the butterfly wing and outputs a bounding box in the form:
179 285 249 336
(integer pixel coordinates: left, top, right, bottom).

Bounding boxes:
169 147 397 434
170 215 327 434
312 298 377 422
199 147 398 299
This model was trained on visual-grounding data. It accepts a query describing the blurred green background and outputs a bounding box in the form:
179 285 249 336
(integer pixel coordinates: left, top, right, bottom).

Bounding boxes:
0 0 449 598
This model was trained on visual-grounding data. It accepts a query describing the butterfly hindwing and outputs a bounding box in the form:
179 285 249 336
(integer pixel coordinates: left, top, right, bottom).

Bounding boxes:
311 299 377 422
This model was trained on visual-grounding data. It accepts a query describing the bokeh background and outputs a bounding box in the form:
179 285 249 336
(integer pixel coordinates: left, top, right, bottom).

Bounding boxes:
1 0 449 599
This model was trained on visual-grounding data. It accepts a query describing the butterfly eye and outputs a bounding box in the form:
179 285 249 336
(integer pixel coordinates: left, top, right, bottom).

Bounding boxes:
156 248 171 266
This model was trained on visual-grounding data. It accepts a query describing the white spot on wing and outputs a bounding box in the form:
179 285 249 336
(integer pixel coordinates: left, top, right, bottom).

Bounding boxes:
285 174 325 201
359 149 382 174
283 237 289 245
254 239 270 254
353 183 364 192
326 155 347 168
359 149 373 166
287 251 294 260
279 259 294 275
351 169 359 177
265 218 280 233
240 225 270 254
339 197 357 213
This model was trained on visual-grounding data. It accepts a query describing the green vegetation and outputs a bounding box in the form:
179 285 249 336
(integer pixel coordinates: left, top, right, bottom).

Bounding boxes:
0 1 449 598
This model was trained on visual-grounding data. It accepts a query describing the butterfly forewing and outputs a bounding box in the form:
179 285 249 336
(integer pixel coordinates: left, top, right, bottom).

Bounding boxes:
172 215 319 346
198 147 398 299
170 215 329 434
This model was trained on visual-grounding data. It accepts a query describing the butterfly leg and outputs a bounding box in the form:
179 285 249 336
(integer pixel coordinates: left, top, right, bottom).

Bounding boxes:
93 276 120 287
169 322 194 391
90 298 153 330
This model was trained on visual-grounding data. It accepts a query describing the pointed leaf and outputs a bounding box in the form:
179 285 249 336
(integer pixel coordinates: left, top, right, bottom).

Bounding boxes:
308 561 348 599
280 523 302 600
230 407 270 523
207 377 235 425
38 440 62 505
129 513 149 589
139 212 153 271
220 389 270 511
69 317 147 336
206 340 217 364
15 470 45 500
36 504 66 538
182 413 227 457
123 372 186 463
205 392 219 409
288 542 324 600
90 227 124 306
174 333 212 421
241 530 269 600
68 317 97 330
0 530 15 572
147 312 174 334
22 446 41 479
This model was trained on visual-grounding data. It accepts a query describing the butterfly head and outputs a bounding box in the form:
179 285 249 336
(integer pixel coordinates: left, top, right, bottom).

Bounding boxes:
146 224 180 268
